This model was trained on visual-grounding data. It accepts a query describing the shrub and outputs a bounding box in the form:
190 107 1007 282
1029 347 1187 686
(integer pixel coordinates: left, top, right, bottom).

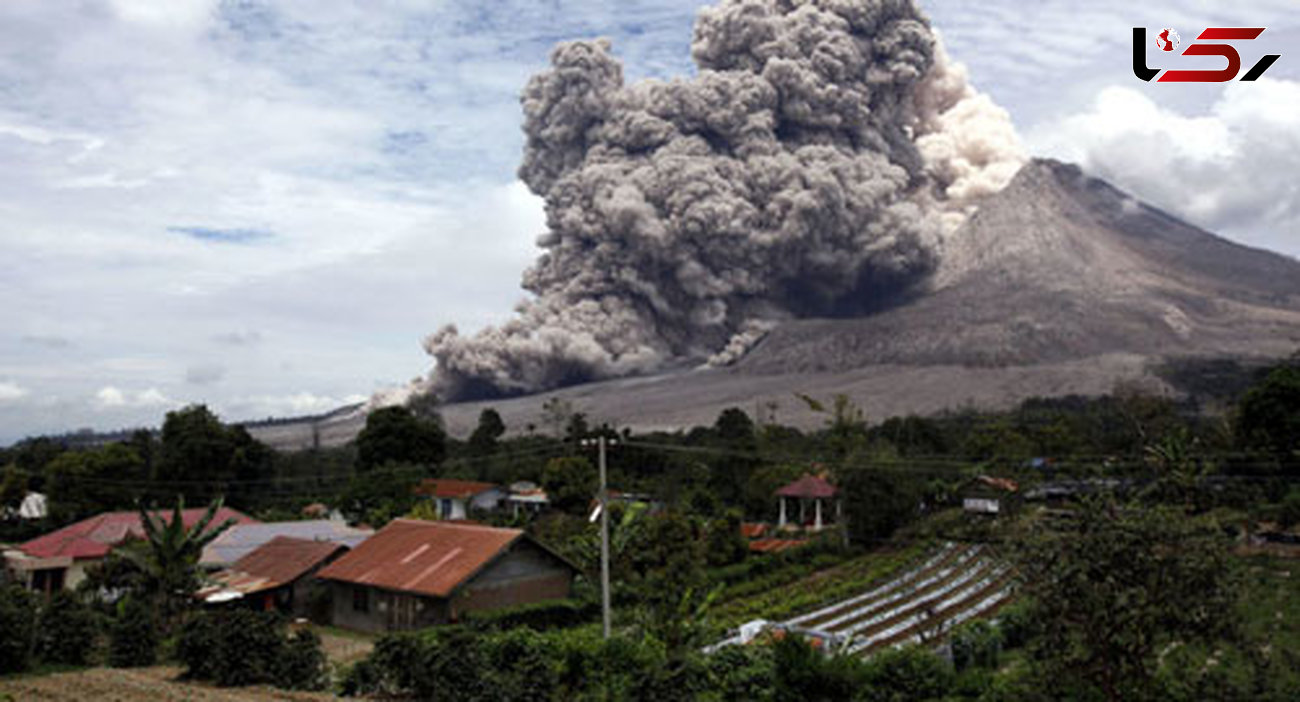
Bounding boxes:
178 610 326 689
36 590 99 665
277 629 328 691
860 645 955 702
108 596 157 668
950 619 1003 671
0 585 37 674
461 597 597 631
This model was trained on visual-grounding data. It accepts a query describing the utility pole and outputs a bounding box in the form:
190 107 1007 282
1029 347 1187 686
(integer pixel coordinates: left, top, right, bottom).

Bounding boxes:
598 434 612 639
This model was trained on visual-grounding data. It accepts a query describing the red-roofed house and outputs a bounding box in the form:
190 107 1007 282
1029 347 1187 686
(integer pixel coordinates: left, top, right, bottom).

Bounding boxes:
776 474 840 531
316 519 579 633
197 536 348 616
5 507 258 593
414 479 506 520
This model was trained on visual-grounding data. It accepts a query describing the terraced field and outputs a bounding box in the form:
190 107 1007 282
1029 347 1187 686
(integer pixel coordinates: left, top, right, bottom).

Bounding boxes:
715 542 1014 658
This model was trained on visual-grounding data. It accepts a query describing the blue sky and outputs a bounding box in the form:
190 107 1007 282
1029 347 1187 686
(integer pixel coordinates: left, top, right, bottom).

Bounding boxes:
0 0 1296 443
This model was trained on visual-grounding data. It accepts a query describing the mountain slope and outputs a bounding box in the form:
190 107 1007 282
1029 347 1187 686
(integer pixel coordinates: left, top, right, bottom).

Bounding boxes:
249 160 1300 448
736 159 1300 374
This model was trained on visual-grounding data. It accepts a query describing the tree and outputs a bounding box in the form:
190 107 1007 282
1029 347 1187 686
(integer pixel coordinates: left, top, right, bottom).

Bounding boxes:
133 497 238 628
541 456 597 516
468 408 506 456
157 405 275 501
36 590 98 665
355 406 446 471
1011 495 1239 701
1236 364 1300 468
338 463 421 527
44 443 145 522
0 585 37 674
839 454 920 546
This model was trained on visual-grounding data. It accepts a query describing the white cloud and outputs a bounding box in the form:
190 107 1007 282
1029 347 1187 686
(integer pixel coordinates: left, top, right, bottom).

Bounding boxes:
1029 78 1300 254
94 386 173 410
0 382 28 402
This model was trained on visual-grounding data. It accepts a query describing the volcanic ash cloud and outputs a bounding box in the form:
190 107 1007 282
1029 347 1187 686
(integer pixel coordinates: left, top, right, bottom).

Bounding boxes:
423 0 1023 402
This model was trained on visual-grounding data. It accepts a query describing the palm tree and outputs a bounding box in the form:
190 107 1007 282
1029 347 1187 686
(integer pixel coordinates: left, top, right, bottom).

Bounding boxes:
132 496 237 628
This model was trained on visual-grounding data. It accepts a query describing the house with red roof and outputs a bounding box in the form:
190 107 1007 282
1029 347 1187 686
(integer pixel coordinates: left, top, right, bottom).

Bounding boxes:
776 474 841 531
316 519 579 633
413 479 506 520
197 535 349 616
4 507 258 593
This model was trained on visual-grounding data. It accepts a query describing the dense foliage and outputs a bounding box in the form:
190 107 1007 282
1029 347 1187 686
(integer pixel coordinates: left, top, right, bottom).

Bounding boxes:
178 610 327 690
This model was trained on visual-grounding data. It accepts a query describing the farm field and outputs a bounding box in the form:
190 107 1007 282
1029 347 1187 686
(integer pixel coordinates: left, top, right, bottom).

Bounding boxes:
712 541 1014 657
0 666 336 701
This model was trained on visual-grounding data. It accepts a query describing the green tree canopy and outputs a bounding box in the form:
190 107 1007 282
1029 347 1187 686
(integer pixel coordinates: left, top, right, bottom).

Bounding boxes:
541 456 597 516
356 406 446 472
468 408 506 456
1236 364 1300 468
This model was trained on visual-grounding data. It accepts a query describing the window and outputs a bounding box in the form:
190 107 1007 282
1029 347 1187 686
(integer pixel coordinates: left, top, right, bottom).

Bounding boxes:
440 498 453 518
352 586 369 613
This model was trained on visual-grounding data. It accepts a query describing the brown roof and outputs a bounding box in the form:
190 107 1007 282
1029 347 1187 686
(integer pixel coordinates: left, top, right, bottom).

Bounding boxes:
749 538 806 554
414 479 500 500
775 474 838 499
740 522 768 539
974 475 1020 493
316 519 527 598
197 536 345 601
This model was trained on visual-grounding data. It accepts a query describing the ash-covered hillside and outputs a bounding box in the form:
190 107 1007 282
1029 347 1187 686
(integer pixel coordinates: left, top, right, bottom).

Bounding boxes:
250 159 1300 449
736 158 1300 374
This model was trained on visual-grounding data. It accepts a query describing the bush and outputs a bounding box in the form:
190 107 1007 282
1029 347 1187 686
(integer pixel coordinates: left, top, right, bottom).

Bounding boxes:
37 590 99 665
860 645 955 702
461 598 597 631
0 585 37 674
950 619 1002 671
178 610 326 690
109 596 158 668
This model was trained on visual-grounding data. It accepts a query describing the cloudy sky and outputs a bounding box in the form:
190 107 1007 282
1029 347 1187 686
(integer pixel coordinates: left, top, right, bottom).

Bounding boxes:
0 0 1296 444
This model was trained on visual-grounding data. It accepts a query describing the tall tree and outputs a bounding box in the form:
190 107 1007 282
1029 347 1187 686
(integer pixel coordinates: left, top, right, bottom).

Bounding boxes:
355 406 446 472
468 408 506 456
1011 495 1238 701
540 456 597 516
1236 364 1300 470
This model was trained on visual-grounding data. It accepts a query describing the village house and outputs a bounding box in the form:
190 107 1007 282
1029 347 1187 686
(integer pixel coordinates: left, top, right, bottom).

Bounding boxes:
504 481 550 519
414 479 506 520
316 519 579 633
776 474 841 531
200 519 372 568
3 507 258 593
197 536 348 616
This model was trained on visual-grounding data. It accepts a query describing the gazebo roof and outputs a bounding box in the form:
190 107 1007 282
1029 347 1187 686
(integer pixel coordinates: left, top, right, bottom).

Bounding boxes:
775 474 838 499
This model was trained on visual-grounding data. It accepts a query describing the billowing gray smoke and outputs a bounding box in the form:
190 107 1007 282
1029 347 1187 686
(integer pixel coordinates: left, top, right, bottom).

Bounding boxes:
422 0 1023 401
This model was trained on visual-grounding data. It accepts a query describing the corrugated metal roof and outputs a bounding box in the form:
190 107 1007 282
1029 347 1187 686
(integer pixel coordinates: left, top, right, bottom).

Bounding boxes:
21 507 259 560
775 474 838 499
198 536 346 601
200 520 372 566
414 479 501 500
315 519 524 598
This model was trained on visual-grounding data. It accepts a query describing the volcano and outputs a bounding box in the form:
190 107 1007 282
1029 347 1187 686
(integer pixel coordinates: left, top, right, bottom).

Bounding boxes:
249 159 1300 448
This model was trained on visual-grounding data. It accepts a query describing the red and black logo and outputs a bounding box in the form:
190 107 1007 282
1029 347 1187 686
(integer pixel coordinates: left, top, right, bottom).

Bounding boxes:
1133 27 1280 82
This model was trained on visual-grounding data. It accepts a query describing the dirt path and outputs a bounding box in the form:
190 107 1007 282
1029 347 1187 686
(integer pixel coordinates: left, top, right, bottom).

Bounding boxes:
0 666 339 701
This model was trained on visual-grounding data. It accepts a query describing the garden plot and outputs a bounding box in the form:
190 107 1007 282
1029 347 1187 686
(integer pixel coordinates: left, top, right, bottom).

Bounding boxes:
785 541 1013 657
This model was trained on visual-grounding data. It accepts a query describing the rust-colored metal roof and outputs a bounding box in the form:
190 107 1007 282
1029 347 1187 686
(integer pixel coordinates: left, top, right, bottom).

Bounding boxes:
414 479 500 500
315 519 523 598
234 536 346 585
775 474 838 499
749 538 806 553
20 507 258 560
740 522 768 539
197 536 346 602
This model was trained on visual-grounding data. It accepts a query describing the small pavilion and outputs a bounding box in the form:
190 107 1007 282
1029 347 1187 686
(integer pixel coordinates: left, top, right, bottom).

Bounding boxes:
776 474 840 531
